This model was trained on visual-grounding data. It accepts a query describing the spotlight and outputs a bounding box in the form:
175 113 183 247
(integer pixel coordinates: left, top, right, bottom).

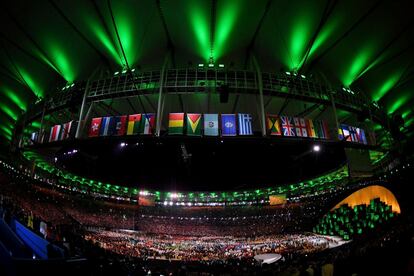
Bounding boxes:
120 142 127 147
313 145 321 152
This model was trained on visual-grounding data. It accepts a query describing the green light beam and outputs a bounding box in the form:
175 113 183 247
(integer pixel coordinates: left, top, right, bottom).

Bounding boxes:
89 20 122 65
341 45 374 86
190 4 210 61
2 87 27 111
387 93 410 114
372 71 404 101
0 103 18 121
214 0 239 60
48 42 77 82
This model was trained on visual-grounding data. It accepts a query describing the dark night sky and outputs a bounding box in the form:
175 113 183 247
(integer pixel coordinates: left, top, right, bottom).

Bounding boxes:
56 137 347 191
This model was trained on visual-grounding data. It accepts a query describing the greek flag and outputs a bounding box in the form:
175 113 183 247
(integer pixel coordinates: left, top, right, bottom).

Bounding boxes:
238 113 253 135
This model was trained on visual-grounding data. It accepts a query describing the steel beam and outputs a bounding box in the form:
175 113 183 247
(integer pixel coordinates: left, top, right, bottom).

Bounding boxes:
156 53 171 136
252 55 266 136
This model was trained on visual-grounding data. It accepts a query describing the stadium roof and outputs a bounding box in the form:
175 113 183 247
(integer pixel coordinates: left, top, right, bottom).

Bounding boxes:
1 0 414 146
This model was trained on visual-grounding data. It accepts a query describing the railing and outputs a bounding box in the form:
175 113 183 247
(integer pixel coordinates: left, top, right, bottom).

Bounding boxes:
21 68 385 127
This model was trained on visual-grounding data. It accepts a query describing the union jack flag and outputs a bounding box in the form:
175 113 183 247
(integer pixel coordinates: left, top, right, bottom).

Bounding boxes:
281 116 296 137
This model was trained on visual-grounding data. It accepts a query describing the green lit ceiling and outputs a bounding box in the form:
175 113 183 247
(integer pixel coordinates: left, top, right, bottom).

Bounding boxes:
0 0 414 145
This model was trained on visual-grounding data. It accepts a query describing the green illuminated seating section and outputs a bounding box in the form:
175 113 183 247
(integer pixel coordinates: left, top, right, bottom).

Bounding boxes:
313 198 396 240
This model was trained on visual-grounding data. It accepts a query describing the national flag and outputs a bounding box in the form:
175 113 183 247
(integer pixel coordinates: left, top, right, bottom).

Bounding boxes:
349 126 358 142
338 127 344 141
89 117 102 137
30 132 37 142
49 125 61 142
267 115 282 136
109 116 127 136
221 114 237 136
306 119 317 138
127 114 141 135
323 121 330 139
315 120 329 139
238 113 253 135
99 117 115 136
140 113 155 135
340 124 351 141
294 117 308 137
168 113 185 135
39 129 47 144
60 121 73 140
186 113 202 136
204 114 219 136
356 128 367 144
281 116 296 136
69 121 78 139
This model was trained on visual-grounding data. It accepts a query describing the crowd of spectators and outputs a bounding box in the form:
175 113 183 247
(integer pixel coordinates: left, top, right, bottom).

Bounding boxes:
83 229 343 262
1 160 413 275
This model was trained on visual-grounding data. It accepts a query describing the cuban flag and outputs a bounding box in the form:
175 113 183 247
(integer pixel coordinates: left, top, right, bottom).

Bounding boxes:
238 113 253 135
221 114 237 136
204 114 219 136
294 117 308 137
99 117 114 136
281 116 296 136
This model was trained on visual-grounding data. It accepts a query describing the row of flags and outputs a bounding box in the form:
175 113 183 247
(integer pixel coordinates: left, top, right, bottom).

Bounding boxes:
267 115 330 139
89 114 155 137
87 113 331 139
29 121 78 144
168 113 253 136
169 113 331 138
49 121 77 142
338 124 368 144
27 114 374 145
